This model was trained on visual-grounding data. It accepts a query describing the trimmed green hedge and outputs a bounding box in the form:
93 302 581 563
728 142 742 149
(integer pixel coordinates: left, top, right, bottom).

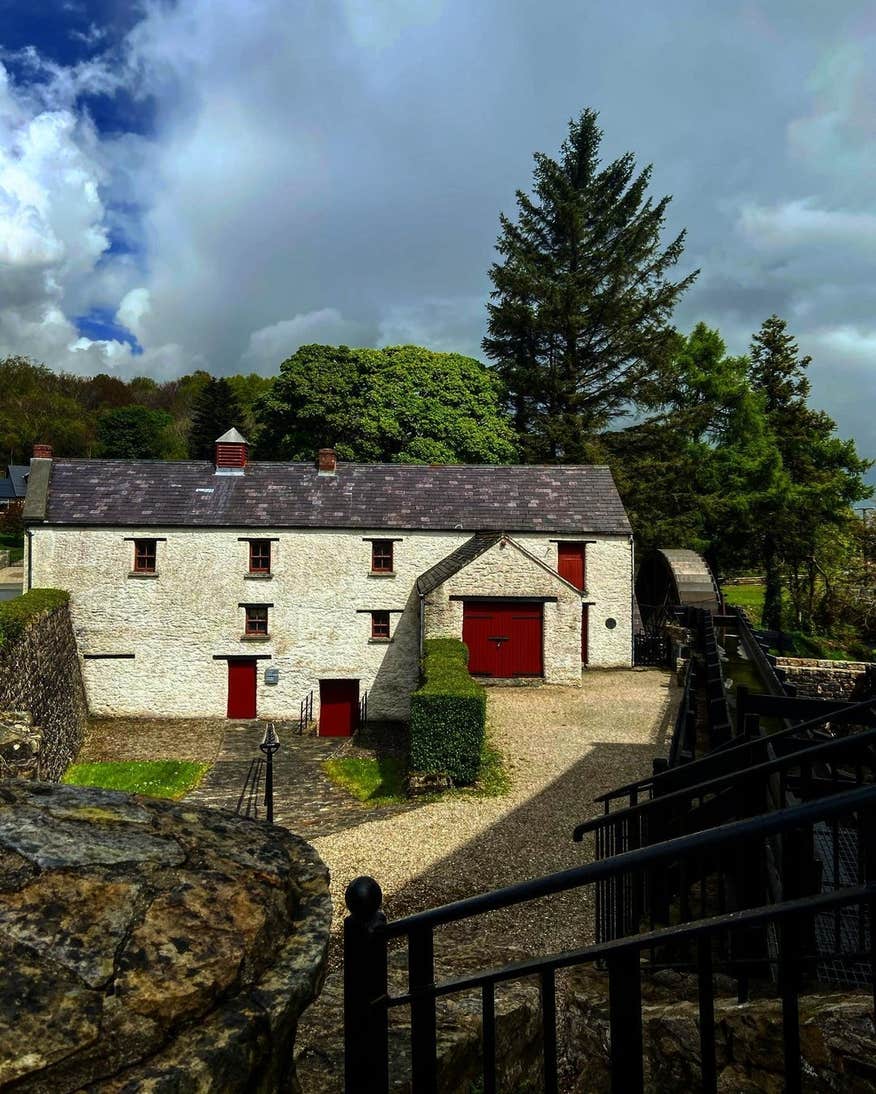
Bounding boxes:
410 638 486 785
0 588 69 649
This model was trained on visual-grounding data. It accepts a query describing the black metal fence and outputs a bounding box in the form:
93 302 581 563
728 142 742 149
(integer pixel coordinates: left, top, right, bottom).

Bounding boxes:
633 631 670 666
343 785 876 1094
299 690 313 735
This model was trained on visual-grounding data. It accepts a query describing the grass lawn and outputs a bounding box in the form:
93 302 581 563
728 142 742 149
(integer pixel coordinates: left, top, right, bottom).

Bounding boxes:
721 583 765 616
324 735 511 806
62 760 209 799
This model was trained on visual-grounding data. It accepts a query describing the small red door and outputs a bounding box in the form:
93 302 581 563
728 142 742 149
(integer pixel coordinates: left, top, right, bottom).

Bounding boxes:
581 605 589 665
558 543 586 590
227 659 257 718
319 679 359 737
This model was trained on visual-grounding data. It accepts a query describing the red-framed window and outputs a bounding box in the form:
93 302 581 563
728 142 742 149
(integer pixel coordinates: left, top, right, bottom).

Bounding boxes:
371 540 393 573
244 605 269 636
371 611 391 640
249 540 271 573
133 539 157 573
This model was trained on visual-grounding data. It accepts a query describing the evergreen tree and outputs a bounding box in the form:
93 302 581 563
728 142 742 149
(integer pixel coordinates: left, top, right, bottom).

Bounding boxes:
748 316 872 629
483 108 698 462
187 378 245 459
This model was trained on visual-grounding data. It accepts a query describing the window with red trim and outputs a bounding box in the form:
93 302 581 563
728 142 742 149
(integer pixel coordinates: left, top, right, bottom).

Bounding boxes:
133 540 157 573
371 611 391 639
249 540 271 573
371 540 393 573
244 605 269 636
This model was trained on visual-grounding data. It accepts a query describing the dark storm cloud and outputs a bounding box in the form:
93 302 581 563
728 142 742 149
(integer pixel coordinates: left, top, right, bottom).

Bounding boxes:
0 0 873 472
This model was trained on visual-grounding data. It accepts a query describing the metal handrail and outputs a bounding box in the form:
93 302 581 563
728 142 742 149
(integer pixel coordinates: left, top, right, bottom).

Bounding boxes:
595 694 876 806
344 785 876 1094
385 783 876 936
574 724 876 840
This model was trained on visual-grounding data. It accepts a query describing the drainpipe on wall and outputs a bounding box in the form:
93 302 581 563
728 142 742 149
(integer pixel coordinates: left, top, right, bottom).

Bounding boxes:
25 528 33 591
418 592 425 659
629 534 635 666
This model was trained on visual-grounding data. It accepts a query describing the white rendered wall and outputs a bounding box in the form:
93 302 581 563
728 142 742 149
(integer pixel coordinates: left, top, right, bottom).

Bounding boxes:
28 526 632 720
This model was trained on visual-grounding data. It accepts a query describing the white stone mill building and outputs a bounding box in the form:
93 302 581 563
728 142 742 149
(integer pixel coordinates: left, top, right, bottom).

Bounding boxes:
23 433 634 735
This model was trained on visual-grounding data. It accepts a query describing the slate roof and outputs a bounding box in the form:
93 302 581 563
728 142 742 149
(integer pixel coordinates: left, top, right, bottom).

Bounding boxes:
37 460 632 534
416 534 501 595
7 466 28 496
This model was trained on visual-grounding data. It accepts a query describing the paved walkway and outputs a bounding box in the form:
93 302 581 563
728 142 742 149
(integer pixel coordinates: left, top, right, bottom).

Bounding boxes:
186 721 411 838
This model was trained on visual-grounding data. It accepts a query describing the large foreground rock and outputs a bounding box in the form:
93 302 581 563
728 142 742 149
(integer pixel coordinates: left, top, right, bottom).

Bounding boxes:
0 781 331 1092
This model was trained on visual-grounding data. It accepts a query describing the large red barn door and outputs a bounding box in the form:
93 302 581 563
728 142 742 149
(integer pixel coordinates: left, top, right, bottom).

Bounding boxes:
227 659 257 718
319 679 359 737
463 602 543 678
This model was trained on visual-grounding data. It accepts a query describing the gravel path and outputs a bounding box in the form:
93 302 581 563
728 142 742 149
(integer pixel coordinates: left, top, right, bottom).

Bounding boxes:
314 667 678 961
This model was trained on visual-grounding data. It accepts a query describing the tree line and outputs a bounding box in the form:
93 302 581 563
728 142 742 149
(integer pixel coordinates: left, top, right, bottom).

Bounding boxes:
1 108 871 648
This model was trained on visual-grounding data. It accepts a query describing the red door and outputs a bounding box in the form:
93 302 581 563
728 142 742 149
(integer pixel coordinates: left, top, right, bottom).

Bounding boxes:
462 602 543 678
581 605 589 665
558 543 586 590
227 659 257 718
319 679 359 737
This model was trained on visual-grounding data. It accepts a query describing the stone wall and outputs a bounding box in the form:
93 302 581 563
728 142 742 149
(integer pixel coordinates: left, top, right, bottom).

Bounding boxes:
0 600 87 780
28 525 632 721
563 966 876 1092
0 781 331 1092
775 656 875 700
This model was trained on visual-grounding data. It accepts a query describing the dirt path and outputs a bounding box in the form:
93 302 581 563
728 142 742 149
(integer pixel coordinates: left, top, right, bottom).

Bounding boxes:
313 667 678 959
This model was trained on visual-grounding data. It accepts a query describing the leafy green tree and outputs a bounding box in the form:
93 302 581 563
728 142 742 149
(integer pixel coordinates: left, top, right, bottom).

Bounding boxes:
255 344 518 464
0 356 92 460
747 316 872 629
483 108 698 462
607 324 781 571
187 378 246 459
95 405 174 459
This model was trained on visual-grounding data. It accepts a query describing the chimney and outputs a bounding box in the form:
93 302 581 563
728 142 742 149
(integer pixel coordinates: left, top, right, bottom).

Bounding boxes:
317 448 337 476
214 428 248 475
32 443 53 460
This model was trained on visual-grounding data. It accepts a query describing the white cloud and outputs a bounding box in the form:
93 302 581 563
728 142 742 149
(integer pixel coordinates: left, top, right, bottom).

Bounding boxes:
737 199 876 252
240 309 373 374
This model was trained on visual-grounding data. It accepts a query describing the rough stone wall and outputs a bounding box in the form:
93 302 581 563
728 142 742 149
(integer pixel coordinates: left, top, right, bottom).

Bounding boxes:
775 657 874 700
0 601 87 780
29 526 632 721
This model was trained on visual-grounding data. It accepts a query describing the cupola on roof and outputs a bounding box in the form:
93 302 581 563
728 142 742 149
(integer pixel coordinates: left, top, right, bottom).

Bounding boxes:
215 428 248 444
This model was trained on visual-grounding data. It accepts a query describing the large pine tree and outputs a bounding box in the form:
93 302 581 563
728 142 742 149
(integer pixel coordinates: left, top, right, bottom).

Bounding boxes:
187 378 245 459
483 108 698 463
748 315 872 630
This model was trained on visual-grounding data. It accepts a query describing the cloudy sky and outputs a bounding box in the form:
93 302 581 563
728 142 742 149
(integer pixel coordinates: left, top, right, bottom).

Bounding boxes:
1 0 874 473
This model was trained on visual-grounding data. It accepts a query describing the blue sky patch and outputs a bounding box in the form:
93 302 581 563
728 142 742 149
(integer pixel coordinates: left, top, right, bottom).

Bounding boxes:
75 309 142 354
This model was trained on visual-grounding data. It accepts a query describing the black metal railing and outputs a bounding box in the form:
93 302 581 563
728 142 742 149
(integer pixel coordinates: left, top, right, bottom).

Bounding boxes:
633 631 671 666
298 689 314 735
575 726 876 945
343 785 876 1094
593 694 876 815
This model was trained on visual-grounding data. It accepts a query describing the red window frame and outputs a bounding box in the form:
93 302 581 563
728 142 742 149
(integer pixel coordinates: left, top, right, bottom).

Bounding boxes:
371 540 393 573
133 539 157 573
244 605 269 636
371 611 391 640
249 540 271 573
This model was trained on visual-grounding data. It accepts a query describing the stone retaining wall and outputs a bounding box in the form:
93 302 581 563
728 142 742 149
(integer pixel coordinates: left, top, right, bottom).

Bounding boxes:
0 601 87 780
775 656 874 700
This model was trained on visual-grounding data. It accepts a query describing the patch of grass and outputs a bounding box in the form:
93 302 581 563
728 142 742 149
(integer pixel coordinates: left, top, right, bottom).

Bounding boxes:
62 760 208 799
323 756 407 805
721 583 765 616
0 588 68 648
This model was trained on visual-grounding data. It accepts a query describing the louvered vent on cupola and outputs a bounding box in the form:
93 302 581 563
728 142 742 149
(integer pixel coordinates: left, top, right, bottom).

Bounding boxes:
214 428 248 474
